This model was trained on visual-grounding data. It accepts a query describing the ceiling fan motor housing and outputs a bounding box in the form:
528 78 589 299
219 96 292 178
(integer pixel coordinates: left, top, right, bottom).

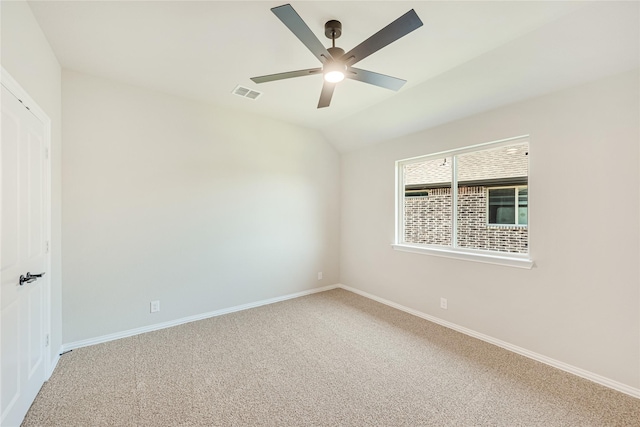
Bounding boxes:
327 47 345 60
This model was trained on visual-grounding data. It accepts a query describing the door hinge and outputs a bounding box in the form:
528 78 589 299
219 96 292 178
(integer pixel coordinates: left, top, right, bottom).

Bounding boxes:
45 240 50 253
45 147 49 159
45 334 50 347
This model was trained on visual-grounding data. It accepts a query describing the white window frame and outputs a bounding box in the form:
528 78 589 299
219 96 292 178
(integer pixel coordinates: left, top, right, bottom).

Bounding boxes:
487 185 528 227
392 135 533 269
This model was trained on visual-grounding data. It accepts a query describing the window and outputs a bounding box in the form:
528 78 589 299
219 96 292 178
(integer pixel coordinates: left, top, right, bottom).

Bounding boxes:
394 136 532 268
488 186 528 226
405 186 430 198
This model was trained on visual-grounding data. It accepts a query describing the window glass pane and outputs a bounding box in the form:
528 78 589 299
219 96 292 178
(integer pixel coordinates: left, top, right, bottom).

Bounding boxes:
403 157 452 247
518 188 528 225
489 189 515 224
456 143 528 254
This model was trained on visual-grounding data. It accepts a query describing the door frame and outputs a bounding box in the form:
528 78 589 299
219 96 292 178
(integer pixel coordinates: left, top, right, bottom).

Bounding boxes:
1 67 54 379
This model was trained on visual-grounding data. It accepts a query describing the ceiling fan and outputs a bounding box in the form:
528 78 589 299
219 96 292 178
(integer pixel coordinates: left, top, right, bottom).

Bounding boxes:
250 4 423 108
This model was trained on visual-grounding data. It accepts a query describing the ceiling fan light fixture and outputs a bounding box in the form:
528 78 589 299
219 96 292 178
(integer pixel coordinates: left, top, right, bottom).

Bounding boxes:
324 70 345 83
323 61 347 83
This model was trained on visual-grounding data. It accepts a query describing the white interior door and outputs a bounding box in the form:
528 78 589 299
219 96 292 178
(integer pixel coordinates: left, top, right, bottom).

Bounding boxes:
1 84 47 427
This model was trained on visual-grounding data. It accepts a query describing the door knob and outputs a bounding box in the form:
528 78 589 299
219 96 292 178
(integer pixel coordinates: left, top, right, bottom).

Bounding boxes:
19 272 45 286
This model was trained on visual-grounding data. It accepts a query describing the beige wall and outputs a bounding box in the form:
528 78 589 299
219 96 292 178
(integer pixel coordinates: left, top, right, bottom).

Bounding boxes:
1 0 63 365
62 70 340 343
340 70 640 389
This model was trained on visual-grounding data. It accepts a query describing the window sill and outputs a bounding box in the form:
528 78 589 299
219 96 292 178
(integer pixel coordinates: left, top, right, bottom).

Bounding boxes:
391 244 534 269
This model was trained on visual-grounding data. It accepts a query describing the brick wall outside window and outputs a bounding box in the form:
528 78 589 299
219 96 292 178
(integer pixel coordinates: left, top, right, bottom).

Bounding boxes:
404 186 528 253
405 188 452 246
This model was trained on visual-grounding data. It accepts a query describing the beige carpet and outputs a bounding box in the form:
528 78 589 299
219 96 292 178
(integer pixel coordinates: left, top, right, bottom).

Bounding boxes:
23 289 640 426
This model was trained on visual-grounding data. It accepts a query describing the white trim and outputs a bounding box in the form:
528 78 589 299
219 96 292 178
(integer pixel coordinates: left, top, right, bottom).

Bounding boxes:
0 68 51 124
62 285 340 352
1 68 54 379
451 155 458 245
392 243 534 269
395 159 403 244
337 284 640 400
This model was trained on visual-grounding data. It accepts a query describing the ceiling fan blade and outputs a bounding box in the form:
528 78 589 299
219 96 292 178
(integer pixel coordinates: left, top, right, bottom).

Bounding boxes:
251 68 322 84
271 4 333 64
317 82 335 108
341 9 423 66
347 68 406 91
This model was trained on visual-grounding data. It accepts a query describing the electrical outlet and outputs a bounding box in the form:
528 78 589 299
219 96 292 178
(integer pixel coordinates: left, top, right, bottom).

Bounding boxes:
440 297 448 310
317 272 323 280
150 300 160 313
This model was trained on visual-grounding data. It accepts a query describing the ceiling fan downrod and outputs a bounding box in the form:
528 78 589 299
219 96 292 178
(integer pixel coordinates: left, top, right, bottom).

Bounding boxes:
325 20 344 58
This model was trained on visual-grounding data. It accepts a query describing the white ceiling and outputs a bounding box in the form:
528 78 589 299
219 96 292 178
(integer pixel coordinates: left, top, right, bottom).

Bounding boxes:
28 1 639 152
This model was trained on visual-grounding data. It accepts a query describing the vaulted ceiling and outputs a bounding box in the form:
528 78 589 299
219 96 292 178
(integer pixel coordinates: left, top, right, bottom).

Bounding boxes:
28 1 639 152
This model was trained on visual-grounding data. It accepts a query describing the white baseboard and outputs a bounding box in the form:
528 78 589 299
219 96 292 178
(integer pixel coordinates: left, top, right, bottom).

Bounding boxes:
337 284 640 400
62 284 339 352
59 282 639 399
